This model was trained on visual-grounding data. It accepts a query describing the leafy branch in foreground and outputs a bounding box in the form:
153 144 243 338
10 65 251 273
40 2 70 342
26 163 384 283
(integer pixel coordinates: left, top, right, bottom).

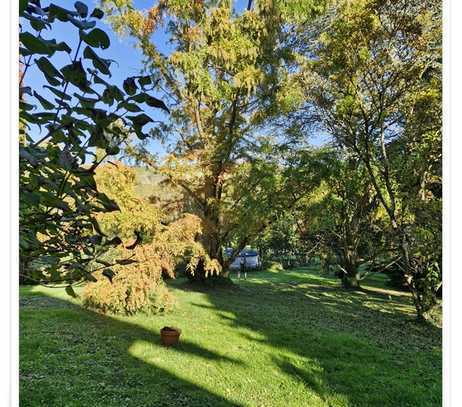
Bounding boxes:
19 1 168 290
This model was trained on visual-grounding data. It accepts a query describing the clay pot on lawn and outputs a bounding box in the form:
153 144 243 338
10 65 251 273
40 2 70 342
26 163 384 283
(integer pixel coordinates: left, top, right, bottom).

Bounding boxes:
160 326 181 346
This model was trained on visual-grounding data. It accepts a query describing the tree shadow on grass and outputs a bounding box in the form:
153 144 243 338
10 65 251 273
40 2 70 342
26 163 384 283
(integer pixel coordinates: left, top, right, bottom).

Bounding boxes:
184 270 442 407
19 293 243 407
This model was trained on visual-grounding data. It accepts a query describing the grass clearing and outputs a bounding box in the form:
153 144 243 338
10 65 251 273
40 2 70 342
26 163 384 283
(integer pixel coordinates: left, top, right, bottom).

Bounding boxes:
20 266 441 406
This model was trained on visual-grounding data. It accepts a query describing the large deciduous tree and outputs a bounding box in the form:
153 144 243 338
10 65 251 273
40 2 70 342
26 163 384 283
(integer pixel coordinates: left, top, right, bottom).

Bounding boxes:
294 0 442 319
300 151 383 288
101 0 325 278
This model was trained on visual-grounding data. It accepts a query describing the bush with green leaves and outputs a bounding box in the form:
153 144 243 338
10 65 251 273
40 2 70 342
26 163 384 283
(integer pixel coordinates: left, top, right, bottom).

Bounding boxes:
19 0 169 291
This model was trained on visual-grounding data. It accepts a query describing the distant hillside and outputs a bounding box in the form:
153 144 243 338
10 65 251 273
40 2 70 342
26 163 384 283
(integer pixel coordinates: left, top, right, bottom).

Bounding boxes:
133 167 182 202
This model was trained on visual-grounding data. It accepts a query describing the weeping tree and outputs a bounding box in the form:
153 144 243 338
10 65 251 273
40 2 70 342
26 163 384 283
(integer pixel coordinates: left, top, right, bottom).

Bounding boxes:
294 0 442 319
83 162 206 315
101 0 327 279
19 1 168 290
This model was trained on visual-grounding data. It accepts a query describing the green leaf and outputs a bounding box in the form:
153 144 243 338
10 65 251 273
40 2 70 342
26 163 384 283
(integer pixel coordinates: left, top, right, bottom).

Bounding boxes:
81 28 110 50
21 191 41 205
30 18 49 32
19 0 28 16
98 193 120 212
119 102 142 112
42 39 72 54
20 32 53 55
61 61 88 91
90 8 104 19
138 75 152 87
74 107 108 122
91 71 110 87
105 85 124 102
20 86 33 97
43 75 62 87
19 148 39 166
36 57 64 85
74 1 88 18
145 95 170 113
116 258 137 265
48 4 79 22
57 41 72 53
83 272 98 283
105 145 120 155
65 285 79 298
20 101 36 111
68 16 96 30
129 93 169 113
33 91 55 110
19 47 32 57
127 113 154 128
90 217 107 236
102 269 115 283
105 237 123 247
73 93 99 108
40 192 71 211
75 172 97 190
43 85 72 101
83 46 111 75
123 77 137 95
129 93 146 103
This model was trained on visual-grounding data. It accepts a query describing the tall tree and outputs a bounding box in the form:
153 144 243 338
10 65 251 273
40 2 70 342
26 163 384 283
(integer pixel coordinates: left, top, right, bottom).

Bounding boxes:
102 0 325 278
294 0 442 319
300 151 383 288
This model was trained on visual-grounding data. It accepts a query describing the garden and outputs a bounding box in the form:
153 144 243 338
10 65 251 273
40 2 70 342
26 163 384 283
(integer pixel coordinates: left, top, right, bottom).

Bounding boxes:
19 0 442 405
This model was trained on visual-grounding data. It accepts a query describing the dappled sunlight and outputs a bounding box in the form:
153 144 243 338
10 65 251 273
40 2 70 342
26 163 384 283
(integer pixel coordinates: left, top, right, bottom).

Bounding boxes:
20 292 245 407
19 0 442 404
195 268 441 406
20 267 441 407
360 284 412 298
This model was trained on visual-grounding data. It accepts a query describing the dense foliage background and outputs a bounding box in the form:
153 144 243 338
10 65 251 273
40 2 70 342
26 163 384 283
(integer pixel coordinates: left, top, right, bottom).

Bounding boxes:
20 0 441 322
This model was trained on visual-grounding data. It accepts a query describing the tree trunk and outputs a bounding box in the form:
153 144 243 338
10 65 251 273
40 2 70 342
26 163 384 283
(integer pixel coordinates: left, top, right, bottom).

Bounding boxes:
405 272 440 323
186 174 227 282
338 247 361 289
341 273 361 289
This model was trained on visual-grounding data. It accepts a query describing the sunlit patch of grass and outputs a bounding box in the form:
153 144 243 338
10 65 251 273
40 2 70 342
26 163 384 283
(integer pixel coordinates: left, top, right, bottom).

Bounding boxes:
20 267 441 407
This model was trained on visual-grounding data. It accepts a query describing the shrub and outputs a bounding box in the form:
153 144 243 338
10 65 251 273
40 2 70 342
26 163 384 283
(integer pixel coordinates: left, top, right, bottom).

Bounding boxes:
83 271 174 315
82 163 212 315
81 213 207 315
81 213 202 315
82 244 176 315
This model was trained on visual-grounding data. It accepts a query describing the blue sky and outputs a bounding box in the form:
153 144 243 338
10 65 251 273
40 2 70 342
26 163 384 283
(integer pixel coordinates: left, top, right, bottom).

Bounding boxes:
22 0 326 158
23 0 257 157
23 0 168 156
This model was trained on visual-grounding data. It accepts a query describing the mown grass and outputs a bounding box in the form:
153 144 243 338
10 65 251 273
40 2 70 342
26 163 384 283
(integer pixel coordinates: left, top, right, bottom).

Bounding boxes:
20 266 441 407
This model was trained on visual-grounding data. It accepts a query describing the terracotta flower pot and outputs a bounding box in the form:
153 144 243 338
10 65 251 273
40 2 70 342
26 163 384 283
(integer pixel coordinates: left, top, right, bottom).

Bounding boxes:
160 326 181 346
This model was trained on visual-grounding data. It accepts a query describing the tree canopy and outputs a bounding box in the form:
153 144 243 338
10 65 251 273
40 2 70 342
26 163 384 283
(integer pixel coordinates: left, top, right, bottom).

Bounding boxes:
19 0 442 321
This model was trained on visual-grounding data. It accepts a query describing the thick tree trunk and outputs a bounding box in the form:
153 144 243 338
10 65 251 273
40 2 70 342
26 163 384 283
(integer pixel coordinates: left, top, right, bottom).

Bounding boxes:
186 174 226 282
398 231 441 322
406 272 440 322
338 247 361 289
341 273 361 289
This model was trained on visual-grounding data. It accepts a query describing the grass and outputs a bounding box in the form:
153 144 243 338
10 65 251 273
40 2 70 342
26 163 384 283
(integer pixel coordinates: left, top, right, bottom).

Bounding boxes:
20 266 442 407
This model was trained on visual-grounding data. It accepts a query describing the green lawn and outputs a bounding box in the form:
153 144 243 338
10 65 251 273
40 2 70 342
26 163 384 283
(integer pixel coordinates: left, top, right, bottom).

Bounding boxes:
20 266 442 407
